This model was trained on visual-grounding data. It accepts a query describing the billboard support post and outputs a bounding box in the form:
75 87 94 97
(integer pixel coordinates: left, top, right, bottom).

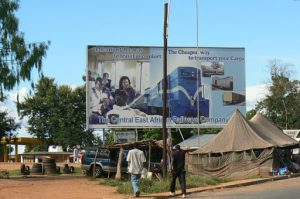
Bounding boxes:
162 2 169 179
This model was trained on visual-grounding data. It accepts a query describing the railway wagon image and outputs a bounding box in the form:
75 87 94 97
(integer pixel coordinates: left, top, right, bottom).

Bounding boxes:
223 91 245 105
212 76 233 91
201 62 224 77
130 66 209 118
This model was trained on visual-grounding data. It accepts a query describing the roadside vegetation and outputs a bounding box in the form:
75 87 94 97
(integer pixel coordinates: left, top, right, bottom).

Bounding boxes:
99 174 233 195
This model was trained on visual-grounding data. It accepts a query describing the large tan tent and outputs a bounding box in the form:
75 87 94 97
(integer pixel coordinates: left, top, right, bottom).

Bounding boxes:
192 110 273 154
188 110 295 178
249 112 299 148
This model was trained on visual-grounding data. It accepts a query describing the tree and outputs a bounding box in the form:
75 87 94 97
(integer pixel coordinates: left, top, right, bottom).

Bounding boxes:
0 0 49 100
0 110 20 156
246 109 257 120
18 77 58 144
104 129 115 145
139 129 162 141
138 128 194 146
191 128 221 135
18 77 95 148
0 144 14 156
255 60 300 129
0 110 20 140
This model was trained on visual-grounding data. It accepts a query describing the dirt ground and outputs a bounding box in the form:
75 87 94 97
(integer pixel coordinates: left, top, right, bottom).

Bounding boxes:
0 163 136 199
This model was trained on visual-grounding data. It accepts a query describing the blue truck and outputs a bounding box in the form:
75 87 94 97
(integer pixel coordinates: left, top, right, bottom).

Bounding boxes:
81 147 128 178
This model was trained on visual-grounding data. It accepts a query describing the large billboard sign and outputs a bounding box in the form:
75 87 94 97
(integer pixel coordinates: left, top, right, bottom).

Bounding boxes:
87 46 245 129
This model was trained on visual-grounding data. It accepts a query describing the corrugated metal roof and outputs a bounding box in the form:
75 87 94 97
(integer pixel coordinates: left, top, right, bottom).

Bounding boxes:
178 134 216 149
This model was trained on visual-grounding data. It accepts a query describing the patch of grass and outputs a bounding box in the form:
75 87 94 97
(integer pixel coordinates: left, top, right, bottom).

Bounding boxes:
187 175 232 188
99 180 124 187
7 169 20 176
99 174 233 195
245 175 263 179
139 178 171 194
89 176 97 181
72 167 82 174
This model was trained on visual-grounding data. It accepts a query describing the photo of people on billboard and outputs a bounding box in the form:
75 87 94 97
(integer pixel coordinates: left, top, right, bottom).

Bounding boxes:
87 46 245 129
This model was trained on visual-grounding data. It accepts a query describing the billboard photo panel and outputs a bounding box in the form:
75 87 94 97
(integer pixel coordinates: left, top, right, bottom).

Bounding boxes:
87 46 245 129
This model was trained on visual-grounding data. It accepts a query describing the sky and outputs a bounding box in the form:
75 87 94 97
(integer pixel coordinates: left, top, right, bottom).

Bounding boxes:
1 0 300 141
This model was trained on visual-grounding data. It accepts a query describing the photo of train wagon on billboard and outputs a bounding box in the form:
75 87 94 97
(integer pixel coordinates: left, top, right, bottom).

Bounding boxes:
212 76 233 91
222 91 246 106
87 46 245 129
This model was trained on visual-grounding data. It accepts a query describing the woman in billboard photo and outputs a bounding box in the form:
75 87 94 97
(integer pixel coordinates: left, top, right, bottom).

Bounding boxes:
115 76 137 106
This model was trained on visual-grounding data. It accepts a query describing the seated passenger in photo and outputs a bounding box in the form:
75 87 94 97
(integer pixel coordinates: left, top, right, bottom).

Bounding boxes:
88 70 95 81
89 77 114 124
99 92 114 117
115 76 138 106
102 72 112 91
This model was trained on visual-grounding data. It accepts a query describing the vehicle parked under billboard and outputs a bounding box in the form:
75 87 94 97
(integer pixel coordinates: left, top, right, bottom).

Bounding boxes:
86 46 245 129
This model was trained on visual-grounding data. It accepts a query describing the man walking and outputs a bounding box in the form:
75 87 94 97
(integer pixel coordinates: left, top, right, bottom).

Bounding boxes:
126 143 146 197
73 145 79 163
170 145 186 198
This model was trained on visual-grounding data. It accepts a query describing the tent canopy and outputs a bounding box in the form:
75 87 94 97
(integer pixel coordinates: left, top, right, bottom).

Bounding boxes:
249 112 299 148
191 110 274 154
188 110 299 178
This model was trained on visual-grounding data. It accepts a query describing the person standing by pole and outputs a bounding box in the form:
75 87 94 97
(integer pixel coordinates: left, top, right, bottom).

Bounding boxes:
126 143 146 197
73 146 79 163
170 145 186 198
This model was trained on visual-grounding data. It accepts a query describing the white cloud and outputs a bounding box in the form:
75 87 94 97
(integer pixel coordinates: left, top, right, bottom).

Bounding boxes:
69 84 80 90
9 87 30 103
246 83 270 111
0 87 31 136
1 87 32 154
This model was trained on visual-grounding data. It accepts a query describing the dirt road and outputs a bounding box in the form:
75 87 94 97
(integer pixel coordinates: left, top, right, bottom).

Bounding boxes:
0 175 136 199
0 163 134 199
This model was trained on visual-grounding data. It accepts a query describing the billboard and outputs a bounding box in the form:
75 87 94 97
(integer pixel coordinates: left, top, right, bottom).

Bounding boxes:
115 131 137 144
87 46 245 129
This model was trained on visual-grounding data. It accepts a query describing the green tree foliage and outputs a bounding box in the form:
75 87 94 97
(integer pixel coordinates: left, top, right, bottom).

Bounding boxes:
255 60 300 129
139 129 162 141
18 77 96 148
246 109 257 120
138 128 193 146
93 135 103 146
0 0 49 100
104 129 115 145
24 144 41 152
171 128 193 145
0 110 20 140
191 128 221 135
0 144 13 155
0 110 20 156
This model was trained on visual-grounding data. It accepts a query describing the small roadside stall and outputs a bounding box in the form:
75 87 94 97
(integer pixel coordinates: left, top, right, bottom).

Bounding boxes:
106 140 165 180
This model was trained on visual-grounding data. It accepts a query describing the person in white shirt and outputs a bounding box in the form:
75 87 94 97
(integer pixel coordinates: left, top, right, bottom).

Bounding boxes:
126 143 146 197
73 146 79 163
90 77 104 110
89 77 113 124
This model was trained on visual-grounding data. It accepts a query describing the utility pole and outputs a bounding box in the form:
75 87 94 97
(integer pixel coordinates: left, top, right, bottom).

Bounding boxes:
162 2 169 179
282 99 288 129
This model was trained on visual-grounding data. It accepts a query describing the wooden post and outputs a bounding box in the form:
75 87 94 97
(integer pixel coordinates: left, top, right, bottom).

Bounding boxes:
115 147 124 180
3 144 7 162
93 148 99 177
148 143 151 172
162 2 169 179
14 143 18 162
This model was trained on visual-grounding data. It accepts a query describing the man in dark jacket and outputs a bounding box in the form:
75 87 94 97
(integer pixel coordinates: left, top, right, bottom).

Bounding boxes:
170 145 186 198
